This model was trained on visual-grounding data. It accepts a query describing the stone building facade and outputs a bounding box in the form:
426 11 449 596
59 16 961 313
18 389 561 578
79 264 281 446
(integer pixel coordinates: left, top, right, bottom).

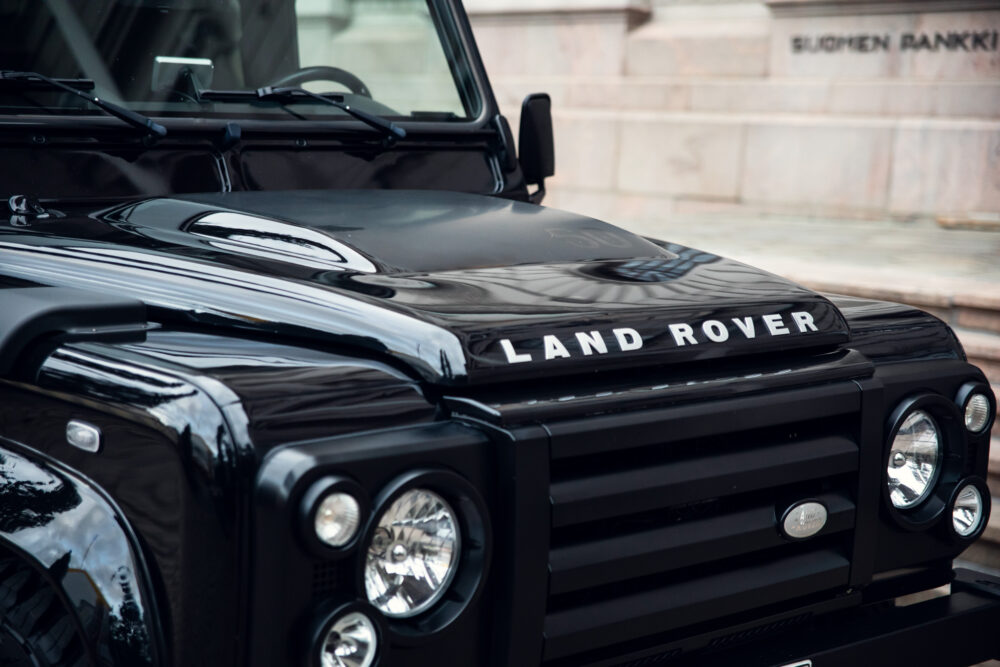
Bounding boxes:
466 0 1000 223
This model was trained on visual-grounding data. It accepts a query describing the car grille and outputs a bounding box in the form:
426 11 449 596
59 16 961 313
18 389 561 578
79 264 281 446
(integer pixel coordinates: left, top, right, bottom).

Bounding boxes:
541 382 863 664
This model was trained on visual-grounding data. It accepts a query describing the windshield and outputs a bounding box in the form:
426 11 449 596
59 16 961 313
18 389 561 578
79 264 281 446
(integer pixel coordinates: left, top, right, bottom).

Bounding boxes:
0 0 481 123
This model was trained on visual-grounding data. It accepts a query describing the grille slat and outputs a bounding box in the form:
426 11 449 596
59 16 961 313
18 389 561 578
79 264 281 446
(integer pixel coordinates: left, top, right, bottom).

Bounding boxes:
550 436 858 527
549 493 855 595
541 381 863 663
549 382 860 460
543 550 850 661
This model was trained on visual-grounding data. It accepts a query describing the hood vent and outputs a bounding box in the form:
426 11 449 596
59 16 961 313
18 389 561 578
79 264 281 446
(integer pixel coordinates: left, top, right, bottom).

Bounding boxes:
187 212 377 273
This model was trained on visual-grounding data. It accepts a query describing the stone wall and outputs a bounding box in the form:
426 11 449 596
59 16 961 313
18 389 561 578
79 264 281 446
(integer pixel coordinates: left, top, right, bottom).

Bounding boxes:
467 0 1000 222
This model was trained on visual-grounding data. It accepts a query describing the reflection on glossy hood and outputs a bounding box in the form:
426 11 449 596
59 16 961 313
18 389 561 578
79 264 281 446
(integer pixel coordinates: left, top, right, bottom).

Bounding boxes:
112 190 676 273
2 190 850 385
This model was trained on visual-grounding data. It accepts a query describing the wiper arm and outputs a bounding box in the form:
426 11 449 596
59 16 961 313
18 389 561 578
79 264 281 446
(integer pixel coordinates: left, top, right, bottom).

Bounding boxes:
0 71 167 138
257 86 406 140
201 86 405 140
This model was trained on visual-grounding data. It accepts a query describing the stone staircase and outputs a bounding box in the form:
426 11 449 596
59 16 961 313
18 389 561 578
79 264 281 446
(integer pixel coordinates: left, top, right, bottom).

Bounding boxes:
467 0 1000 568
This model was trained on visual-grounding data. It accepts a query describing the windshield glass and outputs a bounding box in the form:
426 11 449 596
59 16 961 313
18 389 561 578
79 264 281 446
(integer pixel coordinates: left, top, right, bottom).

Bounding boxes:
0 0 481 123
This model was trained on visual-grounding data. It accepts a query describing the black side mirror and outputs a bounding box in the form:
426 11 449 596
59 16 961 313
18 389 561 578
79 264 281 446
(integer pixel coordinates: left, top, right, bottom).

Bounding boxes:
518 93 554 204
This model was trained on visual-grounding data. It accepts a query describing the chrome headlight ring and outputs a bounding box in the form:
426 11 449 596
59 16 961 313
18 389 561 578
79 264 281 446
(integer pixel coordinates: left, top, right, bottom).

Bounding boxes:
886 408 942 510
883 394 965 530
946 477 991 542
358 469 491 643
308 601 387 667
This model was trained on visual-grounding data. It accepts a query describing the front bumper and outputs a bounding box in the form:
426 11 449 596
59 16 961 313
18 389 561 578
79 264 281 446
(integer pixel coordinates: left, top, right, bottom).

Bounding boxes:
641 569 1000 667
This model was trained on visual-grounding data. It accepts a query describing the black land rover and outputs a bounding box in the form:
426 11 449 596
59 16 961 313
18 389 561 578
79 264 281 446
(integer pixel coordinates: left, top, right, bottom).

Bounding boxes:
0 1 997 666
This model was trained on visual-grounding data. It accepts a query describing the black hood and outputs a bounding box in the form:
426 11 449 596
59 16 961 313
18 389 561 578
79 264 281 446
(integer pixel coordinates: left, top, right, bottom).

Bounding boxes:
1 190 849 385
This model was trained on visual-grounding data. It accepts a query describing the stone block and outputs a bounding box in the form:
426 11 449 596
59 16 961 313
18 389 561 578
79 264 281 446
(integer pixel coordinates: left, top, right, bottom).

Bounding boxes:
626 15 770 77
956 291 1000 313
490 78 570 116
740 119 894 212
567 79 691 110
543 188 621 221
888 120 1000 216
685 79 1000 118
689 80 830 114
965 356 1000 392
548 110 621 191
470 10 640 77
957 327 1000 364
899 11 1000 80
770 9 1000 80
616 113 745 198
544 187 678 223
492 77 692 114
932 83 1000 118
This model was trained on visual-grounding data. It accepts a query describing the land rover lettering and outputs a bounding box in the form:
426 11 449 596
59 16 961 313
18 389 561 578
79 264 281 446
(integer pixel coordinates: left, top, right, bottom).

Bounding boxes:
498 311 826 364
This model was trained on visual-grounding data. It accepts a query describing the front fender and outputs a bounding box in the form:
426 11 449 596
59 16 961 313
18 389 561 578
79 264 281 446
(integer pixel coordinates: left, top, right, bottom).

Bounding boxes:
0 439 166 666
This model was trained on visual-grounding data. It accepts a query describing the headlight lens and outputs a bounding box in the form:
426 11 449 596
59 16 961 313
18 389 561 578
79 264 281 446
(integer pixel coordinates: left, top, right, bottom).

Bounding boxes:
364 488 460 618
315 492 361 548
952 484 984 537
964 393 991 433
319 612 377 667
887 410 941 509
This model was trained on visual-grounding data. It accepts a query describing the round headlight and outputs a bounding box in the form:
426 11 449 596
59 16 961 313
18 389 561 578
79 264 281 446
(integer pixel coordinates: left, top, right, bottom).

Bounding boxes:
364 488 460 618
318 612 377 667
964 393 992 433
315 492 361 548
952 484 984 537
887 410 942 509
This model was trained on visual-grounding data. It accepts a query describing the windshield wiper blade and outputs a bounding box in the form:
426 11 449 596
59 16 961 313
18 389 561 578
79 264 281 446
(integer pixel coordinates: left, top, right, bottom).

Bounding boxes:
201 86 405 140
257 86 406 140
0 71 166 138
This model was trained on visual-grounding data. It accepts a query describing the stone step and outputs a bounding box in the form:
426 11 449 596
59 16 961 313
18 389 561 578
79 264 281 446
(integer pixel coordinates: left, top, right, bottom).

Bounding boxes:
958 305 1000 337
624 3 771 77
492 76 1000 119
986 437 999 556
990 435 1000 477
983 498 1000 557
741 284 991 439
958 331 1000 387
517 108 1000 220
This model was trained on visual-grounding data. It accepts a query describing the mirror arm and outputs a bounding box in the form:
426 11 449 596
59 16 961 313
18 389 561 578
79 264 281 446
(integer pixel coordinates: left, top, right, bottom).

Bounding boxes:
528 180 546 205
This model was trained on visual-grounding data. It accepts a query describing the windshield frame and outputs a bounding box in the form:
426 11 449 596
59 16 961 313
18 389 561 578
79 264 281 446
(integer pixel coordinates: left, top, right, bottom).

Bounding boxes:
0 0 499 139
